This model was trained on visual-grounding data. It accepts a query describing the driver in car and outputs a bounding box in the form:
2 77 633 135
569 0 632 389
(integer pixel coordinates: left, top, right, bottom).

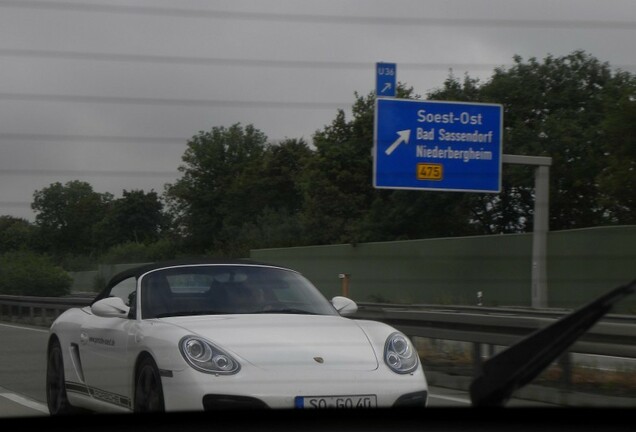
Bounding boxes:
226 283 264 313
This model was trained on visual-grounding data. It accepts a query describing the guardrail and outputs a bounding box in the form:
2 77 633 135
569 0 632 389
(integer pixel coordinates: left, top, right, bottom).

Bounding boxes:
0 294 92 327
2 294 635 391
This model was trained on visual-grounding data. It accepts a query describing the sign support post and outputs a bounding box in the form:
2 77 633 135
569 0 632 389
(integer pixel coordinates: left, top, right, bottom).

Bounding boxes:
502 155 552 309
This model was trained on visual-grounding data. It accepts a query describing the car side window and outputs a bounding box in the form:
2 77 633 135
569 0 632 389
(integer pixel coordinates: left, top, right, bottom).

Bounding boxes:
108 277 137 307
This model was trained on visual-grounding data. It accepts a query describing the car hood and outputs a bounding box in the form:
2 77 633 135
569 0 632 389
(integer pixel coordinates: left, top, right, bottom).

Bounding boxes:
159 314 379 371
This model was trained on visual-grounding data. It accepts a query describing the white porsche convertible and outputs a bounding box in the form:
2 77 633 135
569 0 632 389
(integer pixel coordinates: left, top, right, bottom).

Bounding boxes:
46 260 428 413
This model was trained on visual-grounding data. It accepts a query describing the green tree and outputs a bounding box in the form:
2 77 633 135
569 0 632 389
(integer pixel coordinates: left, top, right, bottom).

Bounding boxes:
228 208 306 256
94 189 167 250
164 123 268 254
0 216 35 252
226 138 314 255
258 138 313 214
597 93 636 224
31 180 113 256
359 190 478 241
299 91 378 244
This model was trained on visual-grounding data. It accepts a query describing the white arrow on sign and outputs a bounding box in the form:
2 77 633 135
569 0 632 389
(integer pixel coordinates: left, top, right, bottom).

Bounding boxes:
384 129 411 155
382 82 392 94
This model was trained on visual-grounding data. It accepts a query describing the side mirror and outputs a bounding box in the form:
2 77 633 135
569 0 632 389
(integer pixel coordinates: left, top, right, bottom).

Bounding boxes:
91 297 130 318
331 296 358 316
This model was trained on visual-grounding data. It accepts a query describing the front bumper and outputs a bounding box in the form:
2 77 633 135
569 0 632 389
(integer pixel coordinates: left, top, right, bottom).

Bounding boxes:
161 366 428 411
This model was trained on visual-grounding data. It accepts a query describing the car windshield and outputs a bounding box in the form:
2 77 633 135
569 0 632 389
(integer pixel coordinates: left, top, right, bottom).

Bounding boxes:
139 265 338 318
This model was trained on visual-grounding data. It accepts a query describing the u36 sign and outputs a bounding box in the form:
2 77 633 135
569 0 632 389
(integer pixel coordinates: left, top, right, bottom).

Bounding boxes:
374 98 503 193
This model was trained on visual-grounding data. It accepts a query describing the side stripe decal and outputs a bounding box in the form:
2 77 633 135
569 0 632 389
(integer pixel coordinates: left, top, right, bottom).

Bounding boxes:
65 381 132 410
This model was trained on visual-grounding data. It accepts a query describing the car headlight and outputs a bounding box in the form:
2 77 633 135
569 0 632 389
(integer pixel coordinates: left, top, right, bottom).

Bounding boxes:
384 332 418 374
179 336 241 374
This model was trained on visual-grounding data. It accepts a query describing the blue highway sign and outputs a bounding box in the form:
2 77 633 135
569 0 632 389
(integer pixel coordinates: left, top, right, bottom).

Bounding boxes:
374 98 503 192
376 62 396 97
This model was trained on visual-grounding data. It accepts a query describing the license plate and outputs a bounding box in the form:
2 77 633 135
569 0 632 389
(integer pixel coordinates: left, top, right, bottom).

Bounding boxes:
294 395 377 409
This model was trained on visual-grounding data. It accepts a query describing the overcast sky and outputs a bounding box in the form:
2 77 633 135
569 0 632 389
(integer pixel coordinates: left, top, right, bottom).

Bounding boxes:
1 0 636 221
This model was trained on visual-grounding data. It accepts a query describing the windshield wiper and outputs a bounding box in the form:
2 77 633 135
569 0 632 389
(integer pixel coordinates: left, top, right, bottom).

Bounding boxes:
469 278 636 407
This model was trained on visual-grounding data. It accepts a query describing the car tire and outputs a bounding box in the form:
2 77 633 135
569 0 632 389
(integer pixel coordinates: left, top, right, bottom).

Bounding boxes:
46 338 78 415
134 356 165 412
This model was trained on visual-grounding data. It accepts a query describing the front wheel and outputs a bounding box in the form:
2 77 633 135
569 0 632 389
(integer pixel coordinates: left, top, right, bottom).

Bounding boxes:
46 339 76 415
134 356 165 412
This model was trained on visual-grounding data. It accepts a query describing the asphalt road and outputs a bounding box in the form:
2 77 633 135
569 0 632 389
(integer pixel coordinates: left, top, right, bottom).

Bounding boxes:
0 323 48 401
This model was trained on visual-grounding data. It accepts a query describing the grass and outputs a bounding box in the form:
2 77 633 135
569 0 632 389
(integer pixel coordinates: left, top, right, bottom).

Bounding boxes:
534 364 636 397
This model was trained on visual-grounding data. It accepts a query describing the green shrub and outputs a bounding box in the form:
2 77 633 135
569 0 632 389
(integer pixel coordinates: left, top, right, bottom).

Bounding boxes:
99 239 177 265
93 273 107 293
57 254 98 272
0 251 72 296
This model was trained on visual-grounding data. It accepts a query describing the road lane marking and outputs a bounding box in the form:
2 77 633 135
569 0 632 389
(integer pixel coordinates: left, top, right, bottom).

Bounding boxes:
0 392 49 414
0 323 48 333
428 393 471 404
